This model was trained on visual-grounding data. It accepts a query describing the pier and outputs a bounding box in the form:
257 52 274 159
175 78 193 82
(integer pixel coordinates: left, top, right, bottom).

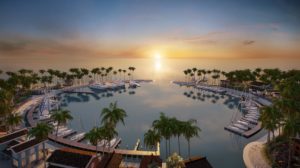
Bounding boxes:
63 90 95 94
48 134 160 157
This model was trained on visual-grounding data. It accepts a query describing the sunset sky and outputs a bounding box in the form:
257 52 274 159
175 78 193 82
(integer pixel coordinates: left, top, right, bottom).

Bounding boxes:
0 0 300 60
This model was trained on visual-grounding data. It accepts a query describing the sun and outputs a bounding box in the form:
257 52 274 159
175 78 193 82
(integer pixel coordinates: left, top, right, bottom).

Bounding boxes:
154 53 162 71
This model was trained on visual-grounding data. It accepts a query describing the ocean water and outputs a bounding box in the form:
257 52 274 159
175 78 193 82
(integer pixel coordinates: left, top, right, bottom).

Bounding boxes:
59 81 266 168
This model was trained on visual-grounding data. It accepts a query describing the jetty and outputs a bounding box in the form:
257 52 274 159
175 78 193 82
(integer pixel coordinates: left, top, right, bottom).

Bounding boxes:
171 81 270 138
63 90 95 94
48 134 159 157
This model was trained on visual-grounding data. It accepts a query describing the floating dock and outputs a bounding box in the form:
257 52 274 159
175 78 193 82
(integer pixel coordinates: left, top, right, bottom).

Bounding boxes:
224 122 262 138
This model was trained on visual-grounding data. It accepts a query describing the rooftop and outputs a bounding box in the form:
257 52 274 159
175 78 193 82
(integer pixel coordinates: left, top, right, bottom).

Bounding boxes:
106 153 123 168
47 149 94 168
184 156 213 168
2 140 20 156
0 129 28 144
11 138 44 154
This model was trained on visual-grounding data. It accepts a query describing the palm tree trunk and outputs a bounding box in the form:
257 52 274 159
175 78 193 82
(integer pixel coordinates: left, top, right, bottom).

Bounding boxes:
267 131 270 144
288 138 292 168
43 143 46 168
102 141 105 156
56 124 59 138
168 138 171 156
165 139 168 158
188 139 191 159
102 140 105 156
177 135 181 155
96 141 98 156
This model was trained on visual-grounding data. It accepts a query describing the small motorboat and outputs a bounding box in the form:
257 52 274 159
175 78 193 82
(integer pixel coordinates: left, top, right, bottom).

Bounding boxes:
129 81 140 88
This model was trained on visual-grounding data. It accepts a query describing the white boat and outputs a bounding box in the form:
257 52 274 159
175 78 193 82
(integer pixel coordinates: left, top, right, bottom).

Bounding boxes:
237 120 253 128
232 123 248 130
246 116 259 120
109 138 117 146
70 132 85 141
243 106 258 110
129 81 140 88
227 126 245 134
114 81 126 88
247 112 260 115
242 117 258 124
58 129 73 137
245 115 259 119
89 83 108 90
97 140 106 147
246 113 260 117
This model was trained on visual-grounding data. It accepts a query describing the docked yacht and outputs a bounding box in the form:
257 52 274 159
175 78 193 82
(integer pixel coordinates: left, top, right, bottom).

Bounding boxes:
89 83 108 90
70 132 86 141
129 80 140 88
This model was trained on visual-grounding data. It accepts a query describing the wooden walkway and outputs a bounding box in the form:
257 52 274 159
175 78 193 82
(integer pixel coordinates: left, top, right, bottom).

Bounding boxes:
48 134 159 156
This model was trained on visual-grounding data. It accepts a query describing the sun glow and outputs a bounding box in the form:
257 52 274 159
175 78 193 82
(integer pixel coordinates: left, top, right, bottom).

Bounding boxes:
154 53 162 71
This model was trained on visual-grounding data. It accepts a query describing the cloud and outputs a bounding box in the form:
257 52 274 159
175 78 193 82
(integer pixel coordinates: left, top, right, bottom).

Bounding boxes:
243 40 255 45
0 38 89 56
0 40 28 52
0 35 149 59
168 32 224 46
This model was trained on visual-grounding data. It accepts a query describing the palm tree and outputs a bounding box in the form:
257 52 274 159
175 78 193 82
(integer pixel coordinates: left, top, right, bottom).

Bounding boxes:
100 101 127 128
85 127 103 155
0 89 14 131
91 68 99 81
51 109 73 138
101 124 118 153
152 112 172 157
144 129 161 150
122 70 127 80
113 71 117 81
183 70 188 82
118 69 122 80
28 123 53 162
192 67 197 75
7 113 22 132
80 68 89 84
128 67 136 80
197 70 202 82
259 106 278 144
182 119 201 159
128 73 131 80
69 68 80 85
171 118 184 155
131 67 136 80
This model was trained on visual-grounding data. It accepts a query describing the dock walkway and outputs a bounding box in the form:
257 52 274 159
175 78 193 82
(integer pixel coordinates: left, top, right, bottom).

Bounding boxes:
48 134 159 156
63 90 95 94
